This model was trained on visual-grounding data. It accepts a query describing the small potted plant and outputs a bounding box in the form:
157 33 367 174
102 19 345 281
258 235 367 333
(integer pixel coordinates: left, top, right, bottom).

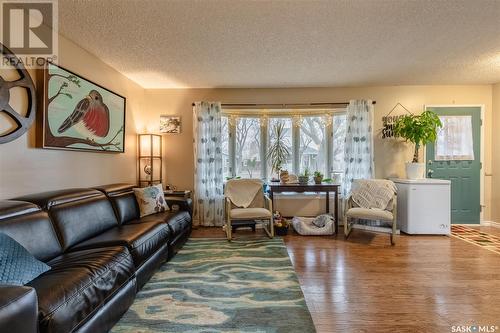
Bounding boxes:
298 168 310 185
313 171 323 184
394 110 442 179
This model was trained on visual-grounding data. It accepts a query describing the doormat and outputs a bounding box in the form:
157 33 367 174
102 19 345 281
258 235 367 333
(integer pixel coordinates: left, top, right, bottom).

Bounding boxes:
451 225 500 255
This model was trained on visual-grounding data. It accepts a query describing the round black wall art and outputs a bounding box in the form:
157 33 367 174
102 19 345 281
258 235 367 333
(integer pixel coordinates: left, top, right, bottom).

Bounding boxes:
0 43 36 144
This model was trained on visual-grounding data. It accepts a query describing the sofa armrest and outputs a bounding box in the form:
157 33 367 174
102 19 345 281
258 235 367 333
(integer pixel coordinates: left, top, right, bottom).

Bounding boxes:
165 197 193 216
0 285 38 333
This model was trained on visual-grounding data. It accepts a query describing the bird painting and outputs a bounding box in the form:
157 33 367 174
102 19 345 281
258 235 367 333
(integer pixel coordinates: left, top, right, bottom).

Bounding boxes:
57 90 110 138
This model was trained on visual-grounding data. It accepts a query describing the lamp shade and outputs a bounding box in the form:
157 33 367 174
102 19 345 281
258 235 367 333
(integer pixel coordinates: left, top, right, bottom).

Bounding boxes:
138 134 162 187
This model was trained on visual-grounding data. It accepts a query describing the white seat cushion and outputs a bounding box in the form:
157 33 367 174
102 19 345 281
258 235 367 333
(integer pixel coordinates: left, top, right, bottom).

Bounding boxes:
230 207 272 219
346 207 393 221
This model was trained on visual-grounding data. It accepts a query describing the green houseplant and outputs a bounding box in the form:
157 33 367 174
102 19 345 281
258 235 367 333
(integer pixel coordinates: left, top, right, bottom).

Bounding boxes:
313 171 323 184
267 121 291 183
393 110 442 179
298 168 310 185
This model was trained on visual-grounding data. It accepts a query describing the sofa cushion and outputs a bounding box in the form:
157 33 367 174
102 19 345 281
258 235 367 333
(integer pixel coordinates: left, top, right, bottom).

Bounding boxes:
28 246 134 333
0 233 51 285
94 184 134 196
49 196 119 250
0 285 38 333
128 211 191 238
0 201 40 220
13 189 103 210
69 222 171 268
108 191 140 224
0 201 62 262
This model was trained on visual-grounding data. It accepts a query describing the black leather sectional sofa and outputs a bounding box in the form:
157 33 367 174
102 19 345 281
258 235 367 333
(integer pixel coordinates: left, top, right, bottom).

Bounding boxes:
0 183 192 333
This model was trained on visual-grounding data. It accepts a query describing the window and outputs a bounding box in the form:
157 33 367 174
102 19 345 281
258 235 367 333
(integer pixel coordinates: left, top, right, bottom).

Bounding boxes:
268 118 293 178
222 111 346 181
435 115 475 161
299 116 326 174
332 114 347 172
236 118 261 178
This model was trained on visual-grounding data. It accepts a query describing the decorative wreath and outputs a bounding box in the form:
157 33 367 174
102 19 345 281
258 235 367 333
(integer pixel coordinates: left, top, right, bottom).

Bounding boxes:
0 43 36 144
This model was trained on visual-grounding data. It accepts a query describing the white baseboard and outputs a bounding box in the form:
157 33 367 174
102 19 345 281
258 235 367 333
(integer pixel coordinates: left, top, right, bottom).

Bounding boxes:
481 220 500 228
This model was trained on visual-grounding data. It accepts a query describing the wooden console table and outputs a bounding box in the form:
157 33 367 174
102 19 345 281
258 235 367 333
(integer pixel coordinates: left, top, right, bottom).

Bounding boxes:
268 183 341 234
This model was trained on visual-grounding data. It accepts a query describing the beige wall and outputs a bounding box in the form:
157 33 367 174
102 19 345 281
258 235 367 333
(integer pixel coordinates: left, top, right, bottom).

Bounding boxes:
492 83 500 222
142 85 493 220
1 39 496 221
0 35 143 199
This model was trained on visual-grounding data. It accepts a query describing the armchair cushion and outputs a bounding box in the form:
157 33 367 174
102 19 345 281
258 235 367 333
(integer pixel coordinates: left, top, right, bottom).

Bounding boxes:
346 207 393 221
230 207 272 219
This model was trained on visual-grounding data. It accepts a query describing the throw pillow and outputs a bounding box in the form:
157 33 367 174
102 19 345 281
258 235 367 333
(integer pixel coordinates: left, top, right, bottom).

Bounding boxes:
133 184 169 217
0 233 51 285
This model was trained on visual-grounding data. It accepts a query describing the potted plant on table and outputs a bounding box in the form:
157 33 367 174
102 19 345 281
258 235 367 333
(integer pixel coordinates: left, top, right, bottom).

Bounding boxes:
393 110 442 179
267 121 291 183
313 171 323 184
298 168 310 185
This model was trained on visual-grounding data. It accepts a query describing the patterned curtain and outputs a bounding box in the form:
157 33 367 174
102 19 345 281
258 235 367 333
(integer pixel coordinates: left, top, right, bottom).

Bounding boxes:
343 100 375 196
193 102 224 226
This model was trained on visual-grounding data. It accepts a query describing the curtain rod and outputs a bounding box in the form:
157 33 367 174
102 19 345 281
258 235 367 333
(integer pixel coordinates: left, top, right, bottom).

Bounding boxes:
191 101 376 108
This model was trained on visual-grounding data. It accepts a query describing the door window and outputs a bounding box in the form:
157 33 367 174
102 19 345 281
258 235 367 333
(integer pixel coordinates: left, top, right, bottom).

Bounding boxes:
435 115 475 161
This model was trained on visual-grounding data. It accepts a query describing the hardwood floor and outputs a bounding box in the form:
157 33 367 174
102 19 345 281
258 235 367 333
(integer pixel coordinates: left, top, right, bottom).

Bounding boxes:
191 226 500 333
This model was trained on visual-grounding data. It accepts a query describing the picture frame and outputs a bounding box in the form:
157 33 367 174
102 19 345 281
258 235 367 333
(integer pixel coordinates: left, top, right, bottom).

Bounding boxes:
160 115 181 134
37 62 126 153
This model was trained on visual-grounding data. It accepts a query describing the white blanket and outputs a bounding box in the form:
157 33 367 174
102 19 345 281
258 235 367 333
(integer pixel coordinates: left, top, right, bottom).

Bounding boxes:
224 179 263 208
351 179 396 210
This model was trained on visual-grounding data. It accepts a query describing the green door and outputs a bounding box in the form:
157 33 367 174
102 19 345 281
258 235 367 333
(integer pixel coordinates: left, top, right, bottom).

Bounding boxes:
425 107 481 224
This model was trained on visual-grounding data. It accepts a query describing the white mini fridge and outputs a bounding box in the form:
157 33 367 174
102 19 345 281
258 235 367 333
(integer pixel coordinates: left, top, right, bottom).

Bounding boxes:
393 178 451 235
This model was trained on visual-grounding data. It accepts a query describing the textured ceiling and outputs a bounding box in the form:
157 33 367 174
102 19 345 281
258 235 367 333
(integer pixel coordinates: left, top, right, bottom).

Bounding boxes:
58 0 500 88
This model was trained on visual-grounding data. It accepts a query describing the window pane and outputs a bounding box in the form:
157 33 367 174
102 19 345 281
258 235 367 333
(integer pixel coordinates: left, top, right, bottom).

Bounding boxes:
332 114 347 172
435 115 474 160
221 116 230 179
236 118 261 178
299 116 326 174
268 118 293 178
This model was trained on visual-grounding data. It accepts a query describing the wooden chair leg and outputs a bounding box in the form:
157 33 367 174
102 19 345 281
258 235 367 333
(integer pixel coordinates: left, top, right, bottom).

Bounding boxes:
391 220 397 246
226 218 232 241
344 216 351 239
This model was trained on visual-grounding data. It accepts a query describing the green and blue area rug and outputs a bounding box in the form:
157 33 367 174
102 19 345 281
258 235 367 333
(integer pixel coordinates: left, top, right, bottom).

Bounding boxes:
112 238 316 333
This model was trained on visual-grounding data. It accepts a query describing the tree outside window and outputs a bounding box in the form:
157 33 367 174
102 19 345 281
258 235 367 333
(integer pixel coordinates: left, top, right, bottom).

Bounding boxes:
236 118 261 178
299 116 326 174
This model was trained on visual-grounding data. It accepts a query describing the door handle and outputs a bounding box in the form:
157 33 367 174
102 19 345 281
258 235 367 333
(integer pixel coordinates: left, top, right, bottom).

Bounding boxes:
427 169 434 178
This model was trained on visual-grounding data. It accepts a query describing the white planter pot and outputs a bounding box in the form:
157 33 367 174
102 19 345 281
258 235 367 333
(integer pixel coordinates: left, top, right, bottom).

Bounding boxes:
405 162 425 179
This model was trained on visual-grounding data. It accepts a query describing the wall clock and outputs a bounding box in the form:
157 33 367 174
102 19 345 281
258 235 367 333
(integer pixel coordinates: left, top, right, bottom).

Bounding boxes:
0 43 36 144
